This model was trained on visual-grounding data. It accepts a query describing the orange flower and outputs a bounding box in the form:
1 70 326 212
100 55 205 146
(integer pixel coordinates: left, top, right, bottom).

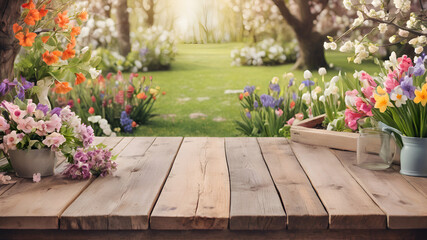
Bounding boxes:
78 11 88 21
68 36 76 49
75 73 86 85
88 107 95 115
131 121 137 128
136 92 147 100
54 11 69 29
15 29 37 47
290 100 295 109
13 23 22 33
62 46 75 60
22 0 35 9
41 36 49 43
54 80 73 94
38 5 48 18
42 50 62 65
70 26 80 37
24 9 40 25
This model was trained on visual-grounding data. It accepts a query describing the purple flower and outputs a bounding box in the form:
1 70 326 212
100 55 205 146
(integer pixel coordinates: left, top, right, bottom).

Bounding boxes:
139 48 148 58
413 56 426 77
269 83 280 93
16 86 25 100
400 76 416 99
260 94 275 108
288 78 294 87
21 76 34 90
244 86 255 94
246 112 251 119
0 79 17 96
37 103 49 115
302 80 315 87
292 92 297 101
50 107 62 116
120 111 134 133
254 100 259 109
274 97 284 107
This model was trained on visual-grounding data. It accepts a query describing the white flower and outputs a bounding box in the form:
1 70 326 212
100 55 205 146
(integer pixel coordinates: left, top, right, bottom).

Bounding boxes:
103 127 112 136
398 29 409 38
319 95 325 103
271 76 279 84
390 86 408 107
324 42 337 50
89 68 101 79
378 23 388 34
343 0 352 10
415 46 424 55
304 70 312 79
298 84 305 91
354 56 362 64
372 0 382 8
339 41 353 52
389 35 396 44
406 15 417 28
302 92 311 105
394 0 410 12
88 115 101 123
418 36 426 44
352 11 364 27
409 38 418 46
368 44 379 53
318 67 327 76
110 132 117 137
99 119 108 128
81 46 89 54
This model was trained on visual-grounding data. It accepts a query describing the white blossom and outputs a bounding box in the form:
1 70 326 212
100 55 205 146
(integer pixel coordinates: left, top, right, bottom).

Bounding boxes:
398 29 409 38
304 70 312 79
415 46 424 55
378 23 388 34
318 67 327 76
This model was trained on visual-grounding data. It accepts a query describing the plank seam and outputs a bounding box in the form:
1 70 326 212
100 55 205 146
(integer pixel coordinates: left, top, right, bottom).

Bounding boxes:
223 138 232 230
287 140 330 228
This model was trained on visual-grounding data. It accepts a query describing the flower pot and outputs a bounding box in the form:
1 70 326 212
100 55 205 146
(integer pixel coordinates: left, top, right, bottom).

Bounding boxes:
8 149 57 178
399 136 427 177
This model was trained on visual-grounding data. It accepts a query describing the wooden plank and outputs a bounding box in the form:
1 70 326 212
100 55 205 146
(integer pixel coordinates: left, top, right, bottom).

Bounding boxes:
257 138 328 230
225 137 286 230
150 137 230 230
0 137 123 229
392 165 427 199
290 141 386 229
60 137 165 230
334 150 427 229
1 229 427 240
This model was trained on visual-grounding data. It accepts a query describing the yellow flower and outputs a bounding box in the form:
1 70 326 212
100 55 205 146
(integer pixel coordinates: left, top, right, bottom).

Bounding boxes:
376 86 387 95
374 93 391 113
149 88 158 95
414 85 427 106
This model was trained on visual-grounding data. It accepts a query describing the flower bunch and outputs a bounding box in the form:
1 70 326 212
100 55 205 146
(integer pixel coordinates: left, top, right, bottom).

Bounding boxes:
0 77 34 102
343 53 427 139
88 115 114 136
62 145 117 180
13 0 100 99
231 39 297 66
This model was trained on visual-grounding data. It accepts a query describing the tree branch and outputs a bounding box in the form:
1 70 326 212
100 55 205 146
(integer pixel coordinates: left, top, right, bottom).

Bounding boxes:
271 0 301 28
363 13 427 36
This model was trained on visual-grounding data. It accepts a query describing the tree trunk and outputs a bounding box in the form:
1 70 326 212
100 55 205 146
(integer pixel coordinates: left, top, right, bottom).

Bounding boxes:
142 0 155 27
0 0 25 81
115 0 131 56
293 31 328 70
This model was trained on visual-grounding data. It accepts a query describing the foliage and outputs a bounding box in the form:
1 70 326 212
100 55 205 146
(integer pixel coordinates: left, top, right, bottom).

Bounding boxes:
231 39 298 66
50 72 164 135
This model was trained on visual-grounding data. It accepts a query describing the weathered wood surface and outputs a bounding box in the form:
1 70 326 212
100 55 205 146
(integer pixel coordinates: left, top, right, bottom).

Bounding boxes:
60 137 165 230
225 137 286 230
257 138 328 230
334 150 427 229
392 165 427 199
151 137 229 230
290 142 386 229
0 137 123 229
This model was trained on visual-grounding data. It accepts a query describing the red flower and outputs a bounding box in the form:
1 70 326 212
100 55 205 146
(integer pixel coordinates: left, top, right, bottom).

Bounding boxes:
239 93 243 100
127 85 135 98
153 96 156 101
68 99 74 108
131 121 137 128
91 96 96 103
162 91 166 95
125 105 132 115
115 90 124 104
88 107 95 115
77 98 81 104
290 101 295 109
106 73 113 80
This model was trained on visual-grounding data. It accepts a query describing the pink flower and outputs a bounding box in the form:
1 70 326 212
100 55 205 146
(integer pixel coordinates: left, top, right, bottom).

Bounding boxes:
45 114 62 133
36 120 48 136
26 100 37 115
287 117 295 126
384 71 399 93
0 116 10 132
3 131 24 151
33 173 41 183
344 109 363 130
1 101 19 113
355 97 373 116
345 89 359 107
361 86 375 103
42 132 66 150
275 108 283 117
398 55 413 74
16 117 37 134
10 108 27 122
360 72 377 87
295 113 304 120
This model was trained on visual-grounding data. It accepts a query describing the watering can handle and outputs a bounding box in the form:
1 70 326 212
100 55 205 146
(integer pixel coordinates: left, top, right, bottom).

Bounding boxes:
381 124 403 149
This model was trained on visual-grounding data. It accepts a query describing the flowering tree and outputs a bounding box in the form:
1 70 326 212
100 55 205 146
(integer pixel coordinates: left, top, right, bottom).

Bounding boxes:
326 0 427 64
0 0 26 81
272 0 350 69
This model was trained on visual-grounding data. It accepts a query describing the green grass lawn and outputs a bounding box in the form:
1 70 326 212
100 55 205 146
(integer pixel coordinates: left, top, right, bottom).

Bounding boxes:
131 43 380 137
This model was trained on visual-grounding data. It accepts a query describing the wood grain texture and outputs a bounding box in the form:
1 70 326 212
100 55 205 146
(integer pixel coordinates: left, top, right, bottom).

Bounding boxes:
225 137 286 230
334 150 427 229
0 137 121 229
392 165 427 199
150 137 230 230
60 137 156 230
257 138 328 230
290 141 386 229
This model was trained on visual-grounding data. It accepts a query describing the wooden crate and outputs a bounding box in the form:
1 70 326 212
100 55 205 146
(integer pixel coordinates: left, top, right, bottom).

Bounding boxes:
290 114 359 152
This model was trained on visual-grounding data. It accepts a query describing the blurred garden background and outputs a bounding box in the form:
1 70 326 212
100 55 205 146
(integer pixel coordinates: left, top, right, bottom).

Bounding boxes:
2 0 425 137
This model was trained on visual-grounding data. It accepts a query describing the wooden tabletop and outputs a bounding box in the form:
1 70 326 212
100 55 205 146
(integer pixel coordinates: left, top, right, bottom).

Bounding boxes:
0 137 426 239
